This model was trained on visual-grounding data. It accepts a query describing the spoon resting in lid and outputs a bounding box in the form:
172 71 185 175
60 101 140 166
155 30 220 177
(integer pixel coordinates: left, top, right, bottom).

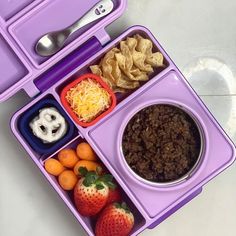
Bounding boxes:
35 0 114 57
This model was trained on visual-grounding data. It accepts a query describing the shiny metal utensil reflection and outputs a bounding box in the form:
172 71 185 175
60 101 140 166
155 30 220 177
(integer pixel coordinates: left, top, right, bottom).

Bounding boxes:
35 0 114 57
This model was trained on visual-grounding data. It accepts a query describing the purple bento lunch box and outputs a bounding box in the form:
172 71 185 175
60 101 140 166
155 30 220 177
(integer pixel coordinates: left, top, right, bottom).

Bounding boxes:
1 0 235 235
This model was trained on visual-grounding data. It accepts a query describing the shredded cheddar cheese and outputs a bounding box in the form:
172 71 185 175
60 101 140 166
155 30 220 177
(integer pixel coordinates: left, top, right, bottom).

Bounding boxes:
66 79 111 123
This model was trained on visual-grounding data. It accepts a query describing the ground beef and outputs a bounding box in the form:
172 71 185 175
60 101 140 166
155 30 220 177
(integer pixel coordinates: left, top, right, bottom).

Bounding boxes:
122 104 201 183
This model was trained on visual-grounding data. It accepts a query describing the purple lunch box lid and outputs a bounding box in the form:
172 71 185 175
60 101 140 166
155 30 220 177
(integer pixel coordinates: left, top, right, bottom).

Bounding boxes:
0 0 127 102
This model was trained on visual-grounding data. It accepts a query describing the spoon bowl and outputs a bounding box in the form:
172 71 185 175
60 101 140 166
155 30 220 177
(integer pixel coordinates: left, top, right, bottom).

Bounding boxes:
35 30 71 57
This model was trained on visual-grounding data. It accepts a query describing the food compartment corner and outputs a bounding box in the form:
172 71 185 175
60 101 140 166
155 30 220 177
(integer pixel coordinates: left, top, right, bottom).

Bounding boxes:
0 32 30 96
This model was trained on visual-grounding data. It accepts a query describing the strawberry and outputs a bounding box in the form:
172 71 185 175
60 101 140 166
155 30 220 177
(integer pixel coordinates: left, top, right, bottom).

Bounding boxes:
74 167 116 216
95 202 134 236
106 187 122 205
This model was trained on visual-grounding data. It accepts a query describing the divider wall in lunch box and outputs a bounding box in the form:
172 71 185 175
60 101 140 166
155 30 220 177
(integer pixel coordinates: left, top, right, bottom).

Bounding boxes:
1 0 235 235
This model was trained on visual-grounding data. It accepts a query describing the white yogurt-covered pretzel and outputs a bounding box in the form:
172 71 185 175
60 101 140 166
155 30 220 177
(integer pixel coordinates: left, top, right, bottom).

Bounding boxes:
30 107 68 143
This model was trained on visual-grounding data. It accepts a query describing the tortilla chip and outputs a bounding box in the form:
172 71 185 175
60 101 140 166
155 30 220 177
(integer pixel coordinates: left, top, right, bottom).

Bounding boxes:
89 34 165 93
132 51 153 73
135 34 153 56
146 52 164 67
90 65 102 76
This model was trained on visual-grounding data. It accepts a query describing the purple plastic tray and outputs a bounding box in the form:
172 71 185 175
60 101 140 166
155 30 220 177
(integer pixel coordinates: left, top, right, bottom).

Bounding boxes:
0 33 29 94
0 28 32 95
1 0 235 235
10 25 236 236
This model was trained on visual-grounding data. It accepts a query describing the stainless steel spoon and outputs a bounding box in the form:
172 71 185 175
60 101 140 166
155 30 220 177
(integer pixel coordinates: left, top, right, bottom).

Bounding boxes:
35 0 114 57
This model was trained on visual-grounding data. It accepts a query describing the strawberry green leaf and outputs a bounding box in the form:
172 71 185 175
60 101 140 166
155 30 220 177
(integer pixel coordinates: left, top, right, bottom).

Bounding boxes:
114 202 121 208
103 174 113 182
83 178 91 187
106 181 117 190
121 202 131 213
114 202 131 213
121 202 127 209
83 171 99 187
98 173 117 189
86 172 98 182
96 183 105 190
99 174 114 184
79 167 88 176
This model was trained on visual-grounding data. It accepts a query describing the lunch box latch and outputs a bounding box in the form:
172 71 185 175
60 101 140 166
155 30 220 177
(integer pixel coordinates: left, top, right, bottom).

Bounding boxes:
94 28 111 46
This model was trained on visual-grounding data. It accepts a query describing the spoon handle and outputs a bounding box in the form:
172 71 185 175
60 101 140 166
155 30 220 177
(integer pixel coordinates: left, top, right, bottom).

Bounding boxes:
68 0 114 35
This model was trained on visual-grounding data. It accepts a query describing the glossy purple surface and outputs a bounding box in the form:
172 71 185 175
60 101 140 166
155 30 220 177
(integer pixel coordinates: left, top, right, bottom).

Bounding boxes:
10 25 236 235
89 70 234 217
147 187 203 229
0 28 32 96
35 37 103 92
0 0 126 101
0 0 36 20
9 0 109 66
0 0 235 234
0 34 29 93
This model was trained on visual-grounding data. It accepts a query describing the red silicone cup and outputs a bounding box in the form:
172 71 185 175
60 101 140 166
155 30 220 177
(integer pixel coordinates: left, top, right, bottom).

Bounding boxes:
61 74 117 127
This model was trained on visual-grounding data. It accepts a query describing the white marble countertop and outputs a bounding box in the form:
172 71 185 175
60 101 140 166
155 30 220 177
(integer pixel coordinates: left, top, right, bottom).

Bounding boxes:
1 0 236 235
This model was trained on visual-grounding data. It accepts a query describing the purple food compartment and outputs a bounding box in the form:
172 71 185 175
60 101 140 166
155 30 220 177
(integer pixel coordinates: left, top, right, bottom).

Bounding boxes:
8 0 125 69
18 97 76 155
37 135 147 235
88 69 235 218
0 30 31 95
55 26 169 109
10 23 236 236
0 0 38 21
11 93 77 159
